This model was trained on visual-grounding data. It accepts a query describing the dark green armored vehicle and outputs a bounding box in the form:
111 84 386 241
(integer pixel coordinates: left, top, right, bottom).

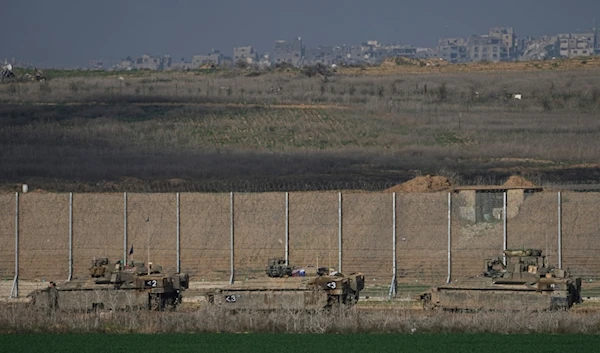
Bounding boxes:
28 257 189 311
207 258 365 310
421 249 582 311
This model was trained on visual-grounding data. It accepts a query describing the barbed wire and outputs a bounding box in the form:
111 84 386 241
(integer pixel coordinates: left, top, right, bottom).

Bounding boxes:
6 179 398 194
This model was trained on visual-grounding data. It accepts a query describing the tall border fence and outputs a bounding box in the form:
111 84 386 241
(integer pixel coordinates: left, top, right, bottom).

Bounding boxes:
2 190 600 299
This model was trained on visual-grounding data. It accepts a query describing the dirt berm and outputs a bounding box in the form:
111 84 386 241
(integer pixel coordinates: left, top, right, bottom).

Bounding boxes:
384 175 452 193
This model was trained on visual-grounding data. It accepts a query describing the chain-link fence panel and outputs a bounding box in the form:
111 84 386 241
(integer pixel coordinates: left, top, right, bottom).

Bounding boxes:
507 191 558 264
451 191 504 280
289 192 338 272
127 193 176 273
233 193 286 280
0 194 14 283
396 193 448 295
73 194 123 278
180 193 230 281
19 194 69 280
562 193 600 285
11 190 600 300
342 192 392 297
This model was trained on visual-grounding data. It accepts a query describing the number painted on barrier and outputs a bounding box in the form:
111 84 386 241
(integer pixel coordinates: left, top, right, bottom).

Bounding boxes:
145 280 158 287
225 295 237 303
326 282 337 289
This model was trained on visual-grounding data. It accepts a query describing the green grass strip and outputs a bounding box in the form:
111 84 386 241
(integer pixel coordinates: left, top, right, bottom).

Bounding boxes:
0 333 598 353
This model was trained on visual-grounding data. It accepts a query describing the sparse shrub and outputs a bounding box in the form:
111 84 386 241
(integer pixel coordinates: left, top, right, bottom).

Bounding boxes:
435 131 464 146
39 81 51 95
69 81 80 93
437 82 448 102
302 63 331 78
274 62 295 71
540 96 553 111
235 60 249 69
468 86 477 101
592 87 600 104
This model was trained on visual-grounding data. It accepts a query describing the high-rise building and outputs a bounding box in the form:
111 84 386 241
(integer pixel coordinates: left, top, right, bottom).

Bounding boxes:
273 37 304 67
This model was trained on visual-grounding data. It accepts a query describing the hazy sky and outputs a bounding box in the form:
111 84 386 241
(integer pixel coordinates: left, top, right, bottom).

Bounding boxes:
2 0 599 67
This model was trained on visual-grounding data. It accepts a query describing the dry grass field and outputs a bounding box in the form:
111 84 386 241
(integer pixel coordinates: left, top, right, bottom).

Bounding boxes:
1 58 600 192
3 301 600 335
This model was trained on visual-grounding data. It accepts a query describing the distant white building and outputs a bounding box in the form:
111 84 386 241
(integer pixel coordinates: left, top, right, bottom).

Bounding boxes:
191 50 223 68
558 33 596 58
233 46 259 64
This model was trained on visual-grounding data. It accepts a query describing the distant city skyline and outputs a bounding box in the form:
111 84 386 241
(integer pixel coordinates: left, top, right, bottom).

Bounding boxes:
2 0 600 67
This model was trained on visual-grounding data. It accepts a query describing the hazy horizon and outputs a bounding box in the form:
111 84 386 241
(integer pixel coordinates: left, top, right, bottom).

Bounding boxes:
2 0 600 68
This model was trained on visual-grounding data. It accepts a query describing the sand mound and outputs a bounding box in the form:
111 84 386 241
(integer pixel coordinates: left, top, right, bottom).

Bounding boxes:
168 178 186 186
502 175 536 188
380 58 397 67
385 175 452 193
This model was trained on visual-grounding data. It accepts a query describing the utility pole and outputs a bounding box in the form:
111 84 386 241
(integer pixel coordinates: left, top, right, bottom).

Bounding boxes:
146 216 151 270
592 17 600 56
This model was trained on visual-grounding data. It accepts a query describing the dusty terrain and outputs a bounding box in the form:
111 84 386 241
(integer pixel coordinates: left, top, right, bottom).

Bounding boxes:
1 58 600 301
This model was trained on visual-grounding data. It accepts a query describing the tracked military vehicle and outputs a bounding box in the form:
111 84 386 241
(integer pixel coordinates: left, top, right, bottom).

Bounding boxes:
420 249 582 311
206 258 365 310
28 257 189 311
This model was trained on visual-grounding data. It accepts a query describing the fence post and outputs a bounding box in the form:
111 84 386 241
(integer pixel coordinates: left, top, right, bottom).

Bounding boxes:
229 192 235 285
123 192 128 266
338 192 342 273
388 192 397 299
558 192 562 268
446 192 452 284
285 192 289 266
503 191 507 265
9 192 19 298
68 193 73 281
176 192 180 273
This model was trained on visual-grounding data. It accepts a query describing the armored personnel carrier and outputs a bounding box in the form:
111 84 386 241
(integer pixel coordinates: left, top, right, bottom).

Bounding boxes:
420 249 582 311
28 257 189 311
206 258 365 310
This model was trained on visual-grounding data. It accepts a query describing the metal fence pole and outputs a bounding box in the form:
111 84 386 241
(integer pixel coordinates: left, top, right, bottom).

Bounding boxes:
446 192 452 284
388 192 397 299
229 192 235 285
285 192 289 266
123 192 127 266
503 191 507 266
9 192 19 298
558 192 562 268
338 192 342 273
68 192 73 281
176 192 180 273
